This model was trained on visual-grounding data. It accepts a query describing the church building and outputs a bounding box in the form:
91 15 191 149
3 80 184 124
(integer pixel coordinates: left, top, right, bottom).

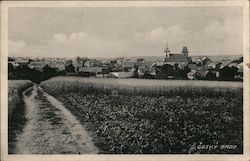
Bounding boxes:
164 46 192 66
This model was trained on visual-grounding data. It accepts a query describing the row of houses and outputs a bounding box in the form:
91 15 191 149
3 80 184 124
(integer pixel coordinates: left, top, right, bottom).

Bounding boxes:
188 56 243 80
8 56 137 78
8 58 66 72
132 46 243 80
8 46 243 80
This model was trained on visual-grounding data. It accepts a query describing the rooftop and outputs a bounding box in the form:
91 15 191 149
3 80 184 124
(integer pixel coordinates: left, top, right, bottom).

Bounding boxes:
165 54 189 63
108 72 134 78
29 61 49 67
79 67 102 73
220 60 233 69
187 70 198 76
123 61 135 68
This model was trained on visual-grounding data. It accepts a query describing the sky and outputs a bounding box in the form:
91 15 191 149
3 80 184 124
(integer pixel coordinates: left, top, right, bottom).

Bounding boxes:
8 7 243 58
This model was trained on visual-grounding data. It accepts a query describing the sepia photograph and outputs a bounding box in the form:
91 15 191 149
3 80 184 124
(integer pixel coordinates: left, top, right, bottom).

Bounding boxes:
1 1 249 161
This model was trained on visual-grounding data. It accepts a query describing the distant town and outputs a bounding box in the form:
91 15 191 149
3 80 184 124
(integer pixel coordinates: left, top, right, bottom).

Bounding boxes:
8 46 243 83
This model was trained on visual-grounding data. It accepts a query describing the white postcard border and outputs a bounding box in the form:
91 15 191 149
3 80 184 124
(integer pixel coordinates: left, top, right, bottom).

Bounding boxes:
1 1 249 161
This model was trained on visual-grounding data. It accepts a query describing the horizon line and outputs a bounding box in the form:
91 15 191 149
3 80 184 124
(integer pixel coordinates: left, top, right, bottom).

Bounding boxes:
8 54 243 60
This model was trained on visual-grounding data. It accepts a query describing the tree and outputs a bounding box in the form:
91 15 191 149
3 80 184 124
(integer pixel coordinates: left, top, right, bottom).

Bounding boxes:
156 64 174 79
219 66 238 81
42 65 57 80
76 56 88 62
65 64 75 73
8 63 14 74
8 57 15 61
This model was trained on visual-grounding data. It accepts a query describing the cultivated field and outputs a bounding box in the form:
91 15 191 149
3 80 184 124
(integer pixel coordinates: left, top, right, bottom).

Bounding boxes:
8 80 33 118
41 76 242 97
41 76 243 154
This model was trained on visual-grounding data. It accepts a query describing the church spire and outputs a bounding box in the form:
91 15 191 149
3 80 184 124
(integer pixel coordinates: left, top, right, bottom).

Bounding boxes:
164 43 170 58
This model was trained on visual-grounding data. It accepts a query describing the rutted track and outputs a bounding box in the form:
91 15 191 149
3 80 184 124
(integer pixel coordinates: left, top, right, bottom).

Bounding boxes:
9 85 98 154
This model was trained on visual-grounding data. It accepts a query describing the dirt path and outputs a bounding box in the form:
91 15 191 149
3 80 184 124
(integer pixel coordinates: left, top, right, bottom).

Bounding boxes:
11 85 98 154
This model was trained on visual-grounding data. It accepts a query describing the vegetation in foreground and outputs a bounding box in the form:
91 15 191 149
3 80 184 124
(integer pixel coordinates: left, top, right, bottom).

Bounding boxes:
41 76 242 97
8 80 33 118
8 80 33 153
41 76 243 154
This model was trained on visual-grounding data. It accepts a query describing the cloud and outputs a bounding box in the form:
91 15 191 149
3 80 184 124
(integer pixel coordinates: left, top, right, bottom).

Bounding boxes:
51 33 67 43
133 25 191 54
134 25 188 45
149 27 165 40
8 17 243 58
9 32 128 58
193 19 242 54
50 32 90 44
69 32 88 42
133 25 192 54
8 7 243 58
133 19 242 55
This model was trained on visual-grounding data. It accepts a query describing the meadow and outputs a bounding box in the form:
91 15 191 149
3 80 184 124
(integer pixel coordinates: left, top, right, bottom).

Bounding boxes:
8 80 33 118
41 76 243 154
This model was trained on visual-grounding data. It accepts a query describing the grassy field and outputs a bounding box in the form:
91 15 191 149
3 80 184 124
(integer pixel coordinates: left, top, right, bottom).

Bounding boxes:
41 76 243 154
8 80 33 118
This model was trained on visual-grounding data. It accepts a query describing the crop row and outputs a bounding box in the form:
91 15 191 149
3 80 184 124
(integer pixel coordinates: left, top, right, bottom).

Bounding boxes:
41 77 243 154
44 92 243 154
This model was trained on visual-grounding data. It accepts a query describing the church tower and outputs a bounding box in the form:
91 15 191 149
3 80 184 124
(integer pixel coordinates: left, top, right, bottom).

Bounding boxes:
182 46 188 57
164 44 170 58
